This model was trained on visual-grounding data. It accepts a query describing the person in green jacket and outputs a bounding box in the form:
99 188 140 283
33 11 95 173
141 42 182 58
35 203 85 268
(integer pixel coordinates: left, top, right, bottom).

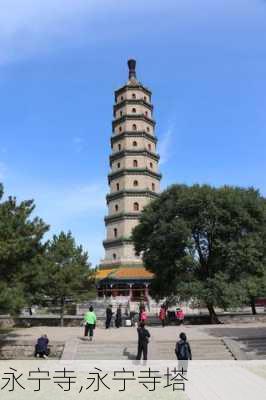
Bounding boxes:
84 306 97 340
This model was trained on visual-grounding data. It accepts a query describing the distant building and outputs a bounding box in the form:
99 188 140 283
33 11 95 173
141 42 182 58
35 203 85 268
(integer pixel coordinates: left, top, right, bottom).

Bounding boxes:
97 60 162 300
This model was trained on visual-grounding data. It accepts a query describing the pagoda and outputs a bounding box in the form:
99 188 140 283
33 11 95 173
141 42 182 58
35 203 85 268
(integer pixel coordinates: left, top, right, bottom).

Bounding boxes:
97 60 162 300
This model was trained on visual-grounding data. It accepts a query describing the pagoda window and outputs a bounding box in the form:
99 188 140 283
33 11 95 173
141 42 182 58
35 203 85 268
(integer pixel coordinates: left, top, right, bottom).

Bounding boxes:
113 253 117 260
132 93 136 99
133 202 139 211
148 143 152 151
118 143 121 151
119 126 122 132
133 180 139 187
116 183 120 191
133 141 138 147
150 162 153 169
152 183 155 191
132 108 136 113
115 204 119 212
132 124 137 131
144 96 147 102
120 111 123 117
121 96 124 101
114 228 118 238
146 126 150 132
145 111 148 117
117 162 121 168
133 160 138 167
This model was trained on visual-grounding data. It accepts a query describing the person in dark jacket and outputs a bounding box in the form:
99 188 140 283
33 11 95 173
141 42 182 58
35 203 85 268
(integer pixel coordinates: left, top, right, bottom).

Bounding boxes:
34 334 50 358
115 305 122 328
175 332 192 374
105 305 113 329
136 322 150 360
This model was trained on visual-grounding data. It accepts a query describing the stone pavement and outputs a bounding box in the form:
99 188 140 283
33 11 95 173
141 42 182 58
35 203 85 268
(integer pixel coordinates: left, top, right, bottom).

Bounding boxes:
3 322 266 360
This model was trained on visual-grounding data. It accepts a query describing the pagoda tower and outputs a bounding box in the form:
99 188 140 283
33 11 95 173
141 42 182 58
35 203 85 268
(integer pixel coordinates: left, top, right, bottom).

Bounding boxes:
98 60 161 294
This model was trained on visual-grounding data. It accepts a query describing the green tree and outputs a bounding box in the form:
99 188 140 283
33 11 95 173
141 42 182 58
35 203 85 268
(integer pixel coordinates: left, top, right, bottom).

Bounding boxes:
132 184 266 323
42 231 94 326
0 183 49 313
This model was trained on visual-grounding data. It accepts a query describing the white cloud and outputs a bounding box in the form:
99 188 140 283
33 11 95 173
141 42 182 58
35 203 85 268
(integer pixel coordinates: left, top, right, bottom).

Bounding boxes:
158 124 175 165
73 136 85 153
0 0 258 65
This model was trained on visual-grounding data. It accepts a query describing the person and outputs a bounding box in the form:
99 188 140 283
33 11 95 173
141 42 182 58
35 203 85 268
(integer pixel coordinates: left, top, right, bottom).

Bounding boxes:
159 304 166 327
84 306 97 341
175 332 192 374
106 304 113 329
136 322 150 360
115 304 122 328
176 307 185 325
140 307 148 323
34 334 50 358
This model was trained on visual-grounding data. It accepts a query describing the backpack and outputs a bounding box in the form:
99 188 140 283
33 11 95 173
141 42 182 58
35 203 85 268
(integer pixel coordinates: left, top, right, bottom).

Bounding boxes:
176 341 189 360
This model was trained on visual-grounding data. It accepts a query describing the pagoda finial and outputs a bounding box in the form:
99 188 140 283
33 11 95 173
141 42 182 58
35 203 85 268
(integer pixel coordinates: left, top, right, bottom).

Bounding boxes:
128 59 136 80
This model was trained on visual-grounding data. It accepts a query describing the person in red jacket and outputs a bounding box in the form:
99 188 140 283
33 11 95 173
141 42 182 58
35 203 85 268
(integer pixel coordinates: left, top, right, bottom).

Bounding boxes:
176 307 185 325
159 304 166 327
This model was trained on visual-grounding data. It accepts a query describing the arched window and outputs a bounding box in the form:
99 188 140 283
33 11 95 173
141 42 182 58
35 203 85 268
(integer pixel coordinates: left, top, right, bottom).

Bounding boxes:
118 144 121 151
115 204 119 212
150 162 153 169
114 228 118 238
133 160 138 167
133 202 139 211
132 93 136 99
148 143 152 151
132 124 137 131
132 108 136 113
133 180 139 187
146 126 150 133
133 141 138 147
152 183 155 191
117 162 121 168
113 253 117 260
116 183 120 191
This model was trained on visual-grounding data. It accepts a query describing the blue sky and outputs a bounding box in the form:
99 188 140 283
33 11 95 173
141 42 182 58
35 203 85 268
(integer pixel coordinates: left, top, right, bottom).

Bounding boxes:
0 0 265 266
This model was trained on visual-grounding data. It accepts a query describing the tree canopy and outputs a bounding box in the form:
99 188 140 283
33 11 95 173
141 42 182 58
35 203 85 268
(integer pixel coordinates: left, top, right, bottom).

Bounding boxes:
0 183 49 313
132 184 266 322
0 184 94 317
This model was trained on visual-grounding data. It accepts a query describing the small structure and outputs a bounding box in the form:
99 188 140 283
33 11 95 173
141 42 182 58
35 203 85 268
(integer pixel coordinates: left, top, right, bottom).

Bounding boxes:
97 60 162 300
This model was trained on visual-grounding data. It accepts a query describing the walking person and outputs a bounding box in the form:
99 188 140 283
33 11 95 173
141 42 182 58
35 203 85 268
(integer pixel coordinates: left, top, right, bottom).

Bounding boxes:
136 321 150 360
159 304 166 327
105 304 113 329
84 306 97 341
115 304 122 328
175 332 192 374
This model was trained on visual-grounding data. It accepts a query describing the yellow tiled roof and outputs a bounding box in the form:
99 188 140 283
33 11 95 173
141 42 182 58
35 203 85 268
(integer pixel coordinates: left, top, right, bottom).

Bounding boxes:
112 267 154 279
95 269 115 280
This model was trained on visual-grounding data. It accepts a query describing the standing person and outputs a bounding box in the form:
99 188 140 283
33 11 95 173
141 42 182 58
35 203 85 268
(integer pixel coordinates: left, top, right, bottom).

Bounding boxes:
34 334 50 358
115 304 122 328
136 322 150 360
84 306 97 341
159 304 166 327
105 304 113 329
140 307 148 323
175 332 192 373
176 307 185 325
